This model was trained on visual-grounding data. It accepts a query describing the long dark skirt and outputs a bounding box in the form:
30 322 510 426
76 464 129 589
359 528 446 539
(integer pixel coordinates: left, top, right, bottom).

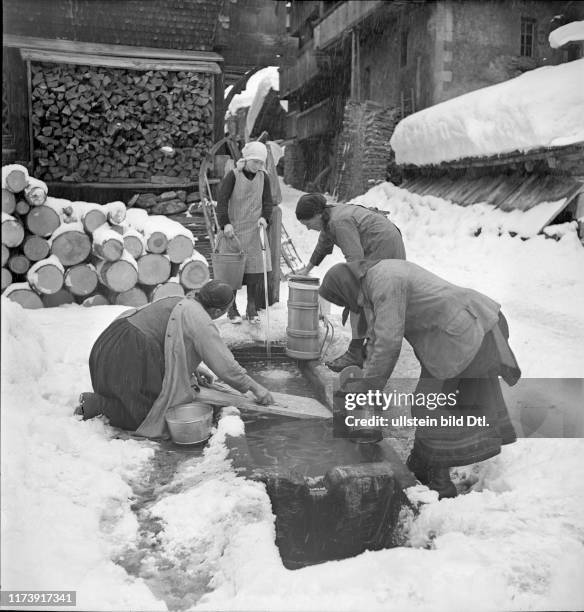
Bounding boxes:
412 315 518 467
86 318 164 430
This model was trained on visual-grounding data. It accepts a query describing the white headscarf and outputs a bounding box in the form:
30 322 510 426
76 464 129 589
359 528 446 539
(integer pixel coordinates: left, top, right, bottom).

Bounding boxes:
236 141 267 170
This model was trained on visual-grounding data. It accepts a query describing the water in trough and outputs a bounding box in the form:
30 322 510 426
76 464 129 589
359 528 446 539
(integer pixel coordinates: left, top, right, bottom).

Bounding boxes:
117 344 414 609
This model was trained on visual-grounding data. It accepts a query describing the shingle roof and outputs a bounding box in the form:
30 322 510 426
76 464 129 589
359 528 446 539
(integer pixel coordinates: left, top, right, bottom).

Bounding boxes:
2 0 224 52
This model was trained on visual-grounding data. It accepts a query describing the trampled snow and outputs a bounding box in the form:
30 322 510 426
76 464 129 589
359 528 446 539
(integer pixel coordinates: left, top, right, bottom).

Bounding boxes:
390 59 584 165
2 179 584 611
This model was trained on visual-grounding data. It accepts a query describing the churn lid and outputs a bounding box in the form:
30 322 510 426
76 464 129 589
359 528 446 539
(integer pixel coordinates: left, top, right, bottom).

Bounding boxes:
288 275 319 285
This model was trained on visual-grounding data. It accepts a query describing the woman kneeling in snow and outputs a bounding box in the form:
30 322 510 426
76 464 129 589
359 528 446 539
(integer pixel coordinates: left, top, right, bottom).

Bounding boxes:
320 260 521 499
76 280 273 438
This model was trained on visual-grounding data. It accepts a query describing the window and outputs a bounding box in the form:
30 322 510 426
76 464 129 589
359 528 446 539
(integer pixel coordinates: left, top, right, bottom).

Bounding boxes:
400 29 409 67
520 17 537 57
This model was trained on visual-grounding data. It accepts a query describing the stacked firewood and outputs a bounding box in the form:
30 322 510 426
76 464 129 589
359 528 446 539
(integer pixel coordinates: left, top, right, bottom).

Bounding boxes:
334 101 400 201
128 189 200 216
2 164 210 309
30 63 214 182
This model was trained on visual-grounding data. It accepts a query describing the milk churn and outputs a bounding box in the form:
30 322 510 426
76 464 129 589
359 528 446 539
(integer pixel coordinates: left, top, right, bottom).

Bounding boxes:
286 275 321 359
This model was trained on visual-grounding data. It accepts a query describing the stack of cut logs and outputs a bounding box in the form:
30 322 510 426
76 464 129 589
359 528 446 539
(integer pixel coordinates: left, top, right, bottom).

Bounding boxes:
128 189 200 216
30 63 214 182
2 164 210 309
334 101 401 201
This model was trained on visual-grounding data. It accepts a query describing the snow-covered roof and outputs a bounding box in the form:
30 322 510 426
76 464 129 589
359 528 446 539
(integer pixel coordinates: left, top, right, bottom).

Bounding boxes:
227 66 279 115
390 58 584 166
245 71 280 140
549 20 584 48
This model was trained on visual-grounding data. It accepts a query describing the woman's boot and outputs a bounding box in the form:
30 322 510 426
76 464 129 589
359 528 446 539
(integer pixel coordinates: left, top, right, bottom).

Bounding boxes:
246 277 260 324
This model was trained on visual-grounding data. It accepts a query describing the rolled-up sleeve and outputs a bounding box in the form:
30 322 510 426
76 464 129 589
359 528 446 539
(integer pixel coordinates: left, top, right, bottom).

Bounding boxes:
182 306 255 393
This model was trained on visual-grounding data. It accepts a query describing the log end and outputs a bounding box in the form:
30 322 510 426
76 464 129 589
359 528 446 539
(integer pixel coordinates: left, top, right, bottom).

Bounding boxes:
6 287 44 309
64 264 99 297
167 235 194 264
51 231 92 267
179 260 210 290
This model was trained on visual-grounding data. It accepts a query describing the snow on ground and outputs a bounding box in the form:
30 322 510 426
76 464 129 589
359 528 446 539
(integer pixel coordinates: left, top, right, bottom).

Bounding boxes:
2 179 584 611
390 58 584 165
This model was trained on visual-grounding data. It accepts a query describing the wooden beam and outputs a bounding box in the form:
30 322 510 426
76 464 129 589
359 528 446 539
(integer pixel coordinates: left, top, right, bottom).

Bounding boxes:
214 72 223 142
3 34 223 63
269 205 282 303
19 48 221 73
26 60 33 170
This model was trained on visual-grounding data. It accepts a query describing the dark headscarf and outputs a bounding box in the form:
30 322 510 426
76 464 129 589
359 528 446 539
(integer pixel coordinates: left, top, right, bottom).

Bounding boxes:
295 193 327 220
319 260 381 324
195 280 234 310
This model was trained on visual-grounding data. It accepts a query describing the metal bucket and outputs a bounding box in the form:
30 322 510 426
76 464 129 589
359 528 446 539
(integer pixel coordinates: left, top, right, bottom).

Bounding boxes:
165 402 214 445
212 234 246 290
286 276 320 360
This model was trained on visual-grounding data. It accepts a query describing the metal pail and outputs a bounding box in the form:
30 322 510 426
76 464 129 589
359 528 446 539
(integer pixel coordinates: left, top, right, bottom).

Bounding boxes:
212 234 246 290
165 402 214 445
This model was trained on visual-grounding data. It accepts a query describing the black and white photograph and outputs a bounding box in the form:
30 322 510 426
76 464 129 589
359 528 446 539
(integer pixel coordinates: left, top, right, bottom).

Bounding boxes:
1 1 583 611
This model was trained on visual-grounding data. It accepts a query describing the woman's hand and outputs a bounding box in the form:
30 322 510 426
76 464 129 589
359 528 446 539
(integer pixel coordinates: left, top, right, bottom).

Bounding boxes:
296 265 312 276
195 364 215 386
250 381 274 405
224 224 235 239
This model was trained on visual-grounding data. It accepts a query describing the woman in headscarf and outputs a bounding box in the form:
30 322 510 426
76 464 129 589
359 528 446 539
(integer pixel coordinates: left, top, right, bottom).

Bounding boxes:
295 193 406 371
76 280 274 438
216 141 273 324
320 260 520 499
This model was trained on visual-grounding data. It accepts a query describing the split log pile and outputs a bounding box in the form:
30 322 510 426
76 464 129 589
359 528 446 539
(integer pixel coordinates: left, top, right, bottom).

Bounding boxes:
334 101 401 201
2 164 210 309
128 188 200 216
30 63 214 182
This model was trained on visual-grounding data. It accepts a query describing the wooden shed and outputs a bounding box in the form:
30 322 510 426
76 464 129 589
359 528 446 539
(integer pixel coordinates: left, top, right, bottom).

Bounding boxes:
2 0 290 203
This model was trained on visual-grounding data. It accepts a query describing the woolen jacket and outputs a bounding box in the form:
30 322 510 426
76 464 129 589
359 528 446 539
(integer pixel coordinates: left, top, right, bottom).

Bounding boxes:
119 297 255 438
360 260 501 380
309 204 405 267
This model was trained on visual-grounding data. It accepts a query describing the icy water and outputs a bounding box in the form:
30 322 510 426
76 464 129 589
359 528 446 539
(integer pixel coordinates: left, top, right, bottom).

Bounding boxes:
117 344 331 609
117 345 414 607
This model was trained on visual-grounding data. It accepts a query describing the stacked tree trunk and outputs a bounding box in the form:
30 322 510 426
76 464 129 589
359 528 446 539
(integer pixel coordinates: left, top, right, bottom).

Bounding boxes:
2 164 210 309
30 63 214 182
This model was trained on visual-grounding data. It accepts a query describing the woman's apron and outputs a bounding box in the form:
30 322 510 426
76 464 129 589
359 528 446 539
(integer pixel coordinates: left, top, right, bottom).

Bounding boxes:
227 169 271 274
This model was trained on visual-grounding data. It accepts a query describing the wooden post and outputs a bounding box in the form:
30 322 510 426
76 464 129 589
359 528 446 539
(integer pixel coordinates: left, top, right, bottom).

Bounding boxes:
26 60 34 170
269 206 282 303
213 71 224 143
350 29 361 102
